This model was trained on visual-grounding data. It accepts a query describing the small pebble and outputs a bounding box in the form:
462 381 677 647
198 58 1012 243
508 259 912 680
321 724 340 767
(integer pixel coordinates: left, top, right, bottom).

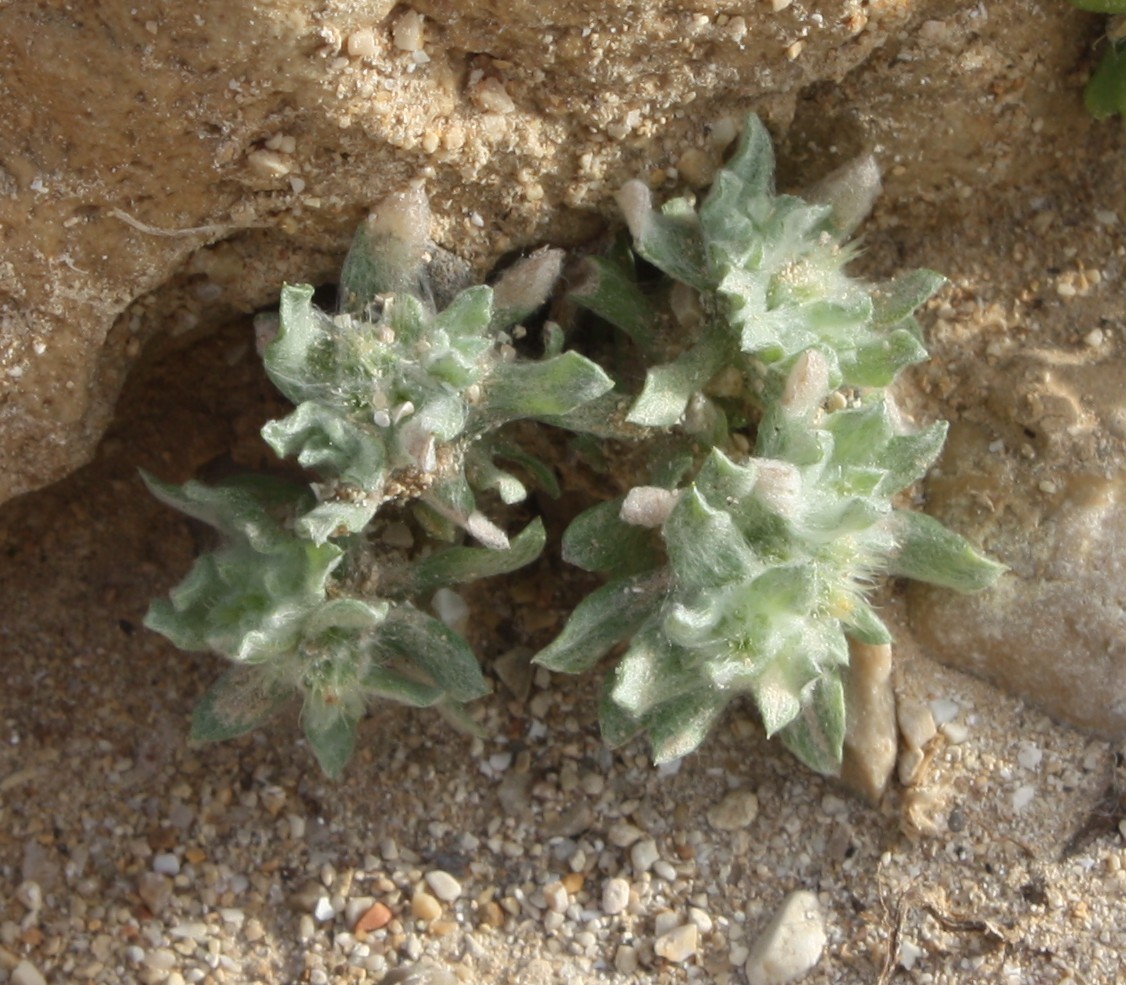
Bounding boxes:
137 872 172 913
601 877 630 916
313 896 336 922
15 881 42 911
11 960 47 985
689 906 713 933
1017 742 1043 770
355 901 393 933
655 923 699 963
412 891 442 922
608 822 644 848
1012 785 1036 812
542 881 569 913
425 870 462 902
630 838 660 873
392 9 425 51
346 28 377 58
745 890 826 985
614 944 640 974
344 896 376 927
707 789 759 831
153 852 181 876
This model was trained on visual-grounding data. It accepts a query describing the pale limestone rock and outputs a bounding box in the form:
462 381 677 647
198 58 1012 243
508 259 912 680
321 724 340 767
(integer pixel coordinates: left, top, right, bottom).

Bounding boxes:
3 0 1072 505
654 923 699 963
840 641 897 804
745 890 826 985
911 352 1126 735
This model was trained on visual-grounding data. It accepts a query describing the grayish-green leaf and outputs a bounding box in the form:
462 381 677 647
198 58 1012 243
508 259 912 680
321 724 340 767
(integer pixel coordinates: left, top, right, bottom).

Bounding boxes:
191 666 292 743
379 607 489 701
533 573 666 674
405 520 546 594
485 352 614 422
889 510 1006 592
302 697 361 779
562 499 663 576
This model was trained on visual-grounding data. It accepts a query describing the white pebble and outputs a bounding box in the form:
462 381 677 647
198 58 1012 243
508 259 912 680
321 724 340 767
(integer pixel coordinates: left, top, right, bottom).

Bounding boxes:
928 698 960 725
15 881 42 911
153 852 181 876
745 890 827 985
899 939 924 970
144 948 178 971
1017 742 1043 771
344 896 376 926
689 906 714 934
432 588 469 632
653 860 678 882
313 896 336 921
630 838 660 873
10 960 47 985
298 914 316 942
472 78 515 114
942 721 971 745
608 822 644 848
543 881 569 913
246 148 292 178
425 869 463 902
707 788 759 831
655 923 699 963
601 877 631 916
1012 785 1036 812
346 28 377 58
392 9 425 51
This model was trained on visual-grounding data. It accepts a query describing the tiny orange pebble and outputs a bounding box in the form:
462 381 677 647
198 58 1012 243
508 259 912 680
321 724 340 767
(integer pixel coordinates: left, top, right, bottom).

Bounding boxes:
355 901 393 933
561 872 585 894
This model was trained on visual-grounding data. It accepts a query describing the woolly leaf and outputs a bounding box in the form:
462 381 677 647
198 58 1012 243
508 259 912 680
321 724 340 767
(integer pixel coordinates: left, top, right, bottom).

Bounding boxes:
295 497 381 544
646 688 728 764
777 669 846 775
264 284 339 405
533 573 666 673
562 499 663 576
627 329 734 427
485 352 614 422
191 666 292 743
889 510 1006 591
871 269 945 328
302 697 361 779
663 487 759 588
378 607 489 702
404 520 546 594
262 401 387 491
569 255 659 354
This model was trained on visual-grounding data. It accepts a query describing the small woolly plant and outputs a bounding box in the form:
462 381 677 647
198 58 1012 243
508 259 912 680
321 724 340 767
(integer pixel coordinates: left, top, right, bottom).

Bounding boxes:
147 114 1002 778
144 183 612 775
533 116 1003 773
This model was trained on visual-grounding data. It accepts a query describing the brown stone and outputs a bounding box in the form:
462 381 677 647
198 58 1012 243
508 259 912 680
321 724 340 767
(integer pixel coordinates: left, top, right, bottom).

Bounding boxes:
354 901 393 934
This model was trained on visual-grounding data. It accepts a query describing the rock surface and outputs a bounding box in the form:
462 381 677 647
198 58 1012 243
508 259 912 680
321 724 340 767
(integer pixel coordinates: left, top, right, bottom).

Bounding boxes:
0 0 907 502
910 349 1126 734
